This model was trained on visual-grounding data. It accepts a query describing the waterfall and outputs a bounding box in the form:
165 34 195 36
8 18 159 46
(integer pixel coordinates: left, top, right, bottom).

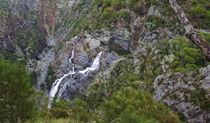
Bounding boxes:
56 50 75 102
79 52 102 74
48 51 102 108
48 71 75 108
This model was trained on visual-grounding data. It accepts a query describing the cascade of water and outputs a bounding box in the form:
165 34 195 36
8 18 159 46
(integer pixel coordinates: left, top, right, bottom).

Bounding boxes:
48 71 75 108
56 50 75 102
48 51 102 108
56 82 68 102
79 52 102 74
69 49 75 72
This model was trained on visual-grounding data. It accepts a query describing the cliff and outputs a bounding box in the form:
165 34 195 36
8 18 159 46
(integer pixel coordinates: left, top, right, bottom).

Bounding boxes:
0 0 210 122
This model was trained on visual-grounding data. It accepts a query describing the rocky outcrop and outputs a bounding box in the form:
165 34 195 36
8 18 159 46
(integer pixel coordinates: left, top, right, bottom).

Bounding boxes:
36 38 56 90
52 28 133 100
2 1 209 122
153 66 210 123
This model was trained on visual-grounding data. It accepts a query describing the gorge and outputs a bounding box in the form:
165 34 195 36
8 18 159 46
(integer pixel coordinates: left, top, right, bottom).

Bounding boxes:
0 0 210 122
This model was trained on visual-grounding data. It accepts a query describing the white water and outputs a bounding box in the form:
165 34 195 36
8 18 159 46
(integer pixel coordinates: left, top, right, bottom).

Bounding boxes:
56 50 75 102
48 71 75 108
79 52 102 74
48 51 102 108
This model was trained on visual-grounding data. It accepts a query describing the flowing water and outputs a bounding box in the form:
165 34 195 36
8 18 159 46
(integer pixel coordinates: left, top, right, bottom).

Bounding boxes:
48 51 102 108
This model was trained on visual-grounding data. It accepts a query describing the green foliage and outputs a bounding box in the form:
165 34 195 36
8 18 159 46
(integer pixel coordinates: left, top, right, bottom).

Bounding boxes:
151 0 157 5
1 51 20 63
51 98 100 122
82 0 149 32
183 1 210 28
119 9 131 22
169 37 208 73
103 0 111 7
50 100 70 118
69 99 90 122
100 7 118 25
28 91 51 122
0 57 35 122
182 88 210 111
0 4 46 60
111 0 124 10
198 32 210 43
106 60 140 91
61 0 95 41
150 37 209 74
146 15 166 30
45 65 56 91
101 87 181 123
137 45 164 87
190 4 207 14
30 71 38 85
16 28 46 60
128 0 144 13
101 7 113 19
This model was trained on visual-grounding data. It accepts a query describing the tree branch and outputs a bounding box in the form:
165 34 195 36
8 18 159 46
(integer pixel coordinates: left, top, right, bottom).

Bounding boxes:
169 0 210 61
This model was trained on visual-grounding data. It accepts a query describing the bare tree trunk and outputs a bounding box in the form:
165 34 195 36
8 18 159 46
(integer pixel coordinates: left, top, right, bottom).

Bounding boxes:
169 0 210 61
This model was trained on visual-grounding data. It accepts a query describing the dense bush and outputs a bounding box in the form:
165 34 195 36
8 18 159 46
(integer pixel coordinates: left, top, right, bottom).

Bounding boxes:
169 37 208 73
186 1 210 28
146 15 166 30
101 87 181 123
0 57 35 122
84 0 148 30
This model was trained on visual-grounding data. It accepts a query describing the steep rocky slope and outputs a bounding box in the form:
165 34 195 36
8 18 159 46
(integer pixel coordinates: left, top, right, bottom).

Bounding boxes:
1 0 210 122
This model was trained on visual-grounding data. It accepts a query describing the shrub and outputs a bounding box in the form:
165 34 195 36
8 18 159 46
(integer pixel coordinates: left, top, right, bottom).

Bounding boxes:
49 99 71 119
0 58 35 122
111 0 123 10
101 87 181 123
119 9 131 22
146 15 166 30
101 7 112 19
169 37 209 73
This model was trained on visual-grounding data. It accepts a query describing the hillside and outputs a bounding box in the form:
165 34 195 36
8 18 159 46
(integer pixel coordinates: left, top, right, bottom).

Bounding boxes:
0 0 210 122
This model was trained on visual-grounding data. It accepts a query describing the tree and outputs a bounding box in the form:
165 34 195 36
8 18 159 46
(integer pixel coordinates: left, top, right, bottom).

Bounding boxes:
169 0 210 61
101 87 181 123
0 57 35 123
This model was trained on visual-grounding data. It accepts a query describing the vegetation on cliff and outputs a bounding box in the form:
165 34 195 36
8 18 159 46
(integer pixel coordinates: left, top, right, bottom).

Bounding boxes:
1 0 210 122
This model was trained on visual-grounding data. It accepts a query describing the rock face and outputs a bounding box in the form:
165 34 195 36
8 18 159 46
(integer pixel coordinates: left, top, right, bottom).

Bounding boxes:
110 29 131 50
53 28 130 99
199 65 210 90
43 2 208 122
153 67 210 123
2 0 210 122
36 38 56 90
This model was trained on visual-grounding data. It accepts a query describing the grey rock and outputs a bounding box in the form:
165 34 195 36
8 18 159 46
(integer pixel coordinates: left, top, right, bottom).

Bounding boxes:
105 52 121 65
153 66 210 122
36 39 56 89
140 30 159 43
111 29 131 50
84 33 101 50
75 52 89 68
94 29 111 44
